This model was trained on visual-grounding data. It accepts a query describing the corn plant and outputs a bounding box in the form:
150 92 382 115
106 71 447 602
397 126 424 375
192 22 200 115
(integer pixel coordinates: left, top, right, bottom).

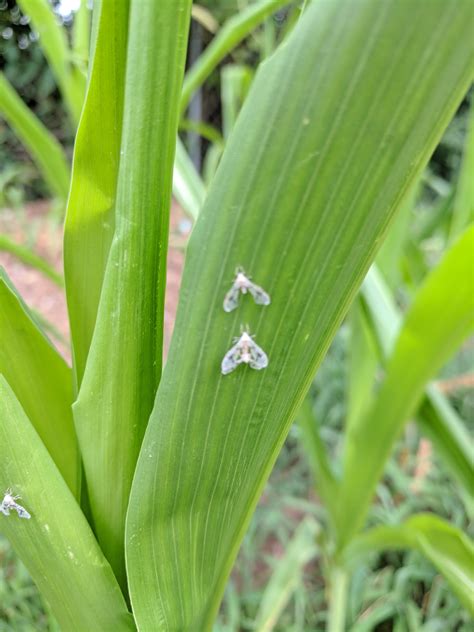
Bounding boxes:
0 1 473 630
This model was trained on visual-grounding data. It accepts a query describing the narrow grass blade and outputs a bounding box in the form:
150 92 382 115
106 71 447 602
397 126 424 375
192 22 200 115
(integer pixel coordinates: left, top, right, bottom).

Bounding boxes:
74 0 192 589
346 300 378 431
17 0 85 125
297 398 338 524
361 266 473 496
0 377 135 631
0 235 63 286
255 518 319 632
340 226 474 546
174 137 206 221
0 270 79 497
0 73 70 201
64 0 130 386
346 514 474 615
221 64 253 139
127 2 474 628
180 0 291 114
72 0 90 68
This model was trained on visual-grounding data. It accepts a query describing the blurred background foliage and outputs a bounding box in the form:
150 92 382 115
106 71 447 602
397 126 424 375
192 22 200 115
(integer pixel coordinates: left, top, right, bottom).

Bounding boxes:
0 1 472 630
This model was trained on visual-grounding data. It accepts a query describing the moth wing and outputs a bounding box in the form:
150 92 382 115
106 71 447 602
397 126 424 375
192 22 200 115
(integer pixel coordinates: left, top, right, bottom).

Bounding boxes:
248 338 269 370
221 340 244 375
0 503 10 516
223 284 240 312
248 282 271 306
15 505 31 519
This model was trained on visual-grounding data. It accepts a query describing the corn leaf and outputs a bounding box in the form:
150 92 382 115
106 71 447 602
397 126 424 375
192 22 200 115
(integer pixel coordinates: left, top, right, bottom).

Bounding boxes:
74 0 192 589
255 517 319 632
340 225 474 546
0 377 135 631
0 73 70 202
64 0 130 386
449 101 474 241
180 0 291 114
173 137 206 221
361 266 473 497
346 514 474 615
0 270 79 497
126 2 474 629
17 0 85 125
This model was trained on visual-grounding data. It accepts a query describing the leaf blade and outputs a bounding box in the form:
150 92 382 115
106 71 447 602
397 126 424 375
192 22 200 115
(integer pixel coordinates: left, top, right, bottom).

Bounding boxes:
0 377 134 631
127 2 474 628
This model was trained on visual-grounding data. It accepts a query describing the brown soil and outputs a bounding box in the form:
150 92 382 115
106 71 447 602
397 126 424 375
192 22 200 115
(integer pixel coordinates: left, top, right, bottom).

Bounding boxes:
0 200 186 362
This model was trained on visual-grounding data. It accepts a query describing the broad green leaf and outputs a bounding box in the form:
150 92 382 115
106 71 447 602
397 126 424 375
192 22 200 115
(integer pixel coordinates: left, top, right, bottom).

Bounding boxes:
174 137 206 221
0 270 79 497
0 73 70 202
0 234 63 287
17 0 85 125
340 226 474 546
127 2 474 629
449 101 474 241
0 377 134 631
74 0 192 589
255 517 319 632
64 0 130 386
180 0 291 114
346 514 474 614
361 266 473 496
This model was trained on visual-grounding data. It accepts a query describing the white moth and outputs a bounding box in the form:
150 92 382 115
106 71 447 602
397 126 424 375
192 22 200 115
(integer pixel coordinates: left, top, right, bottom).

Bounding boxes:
0 489 31 520
223 268 271 312
221 330 269 375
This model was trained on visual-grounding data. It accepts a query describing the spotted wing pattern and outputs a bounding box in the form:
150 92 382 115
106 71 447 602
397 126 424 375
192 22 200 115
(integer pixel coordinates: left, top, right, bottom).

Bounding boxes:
221 339 244 374
223 283 240 312
248 282 271 306
247 337 269 370
14 504 31 519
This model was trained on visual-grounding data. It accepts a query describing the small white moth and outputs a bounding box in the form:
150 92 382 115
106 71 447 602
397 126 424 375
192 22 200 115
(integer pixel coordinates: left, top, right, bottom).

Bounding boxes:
223 267 271 312
221 330 269 375
0 489 31 520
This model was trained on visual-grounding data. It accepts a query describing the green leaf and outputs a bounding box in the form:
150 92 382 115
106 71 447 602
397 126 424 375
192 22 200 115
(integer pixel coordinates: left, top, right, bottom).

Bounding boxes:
0 73 70 202
64 0 130 386
255 517 319 632
0 235 64 287
174 137 206 221
180 0 291 114
340 226 474 546
74 0 192 589
17 0 85 125
0 270 79 498
346 514 474 615
126 2 474 629
297 398 338 525
0 377 135 631
361 265 473 496
221 64 254 139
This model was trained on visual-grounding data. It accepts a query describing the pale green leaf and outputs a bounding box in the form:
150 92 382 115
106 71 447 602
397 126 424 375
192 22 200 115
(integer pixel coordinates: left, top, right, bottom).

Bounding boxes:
0 73 70 201
0 377 135 631
127 2 474 629
74 0 192 589
346 514 474 614
255 518 319 632
64 0 130 386
340 226 474 546
17 0 85 125
174 137 206 221
180 0 291 114
449 101 474 241
361 265 473 496
0 270 79 497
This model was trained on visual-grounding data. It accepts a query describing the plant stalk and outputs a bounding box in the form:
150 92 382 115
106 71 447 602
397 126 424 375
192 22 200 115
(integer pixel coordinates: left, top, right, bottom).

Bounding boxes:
327 566 349 632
